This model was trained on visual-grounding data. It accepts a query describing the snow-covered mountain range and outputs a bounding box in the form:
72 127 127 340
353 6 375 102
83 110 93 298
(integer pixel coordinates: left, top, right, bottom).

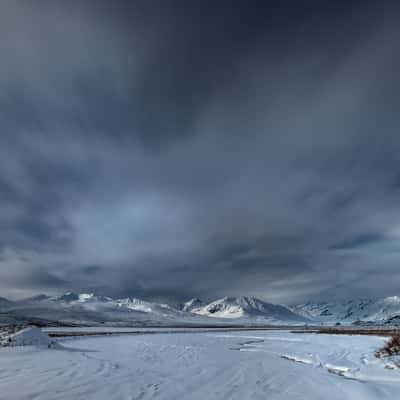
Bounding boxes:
3 292 400 327
291 296 400 325
0 293 306 327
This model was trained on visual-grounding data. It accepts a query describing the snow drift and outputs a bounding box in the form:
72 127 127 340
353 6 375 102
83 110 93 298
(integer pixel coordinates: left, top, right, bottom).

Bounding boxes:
6 327 60 348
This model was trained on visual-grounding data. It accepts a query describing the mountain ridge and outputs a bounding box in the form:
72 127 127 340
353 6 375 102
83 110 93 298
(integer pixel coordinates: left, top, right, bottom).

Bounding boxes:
0 292 307 326
4 292 400 326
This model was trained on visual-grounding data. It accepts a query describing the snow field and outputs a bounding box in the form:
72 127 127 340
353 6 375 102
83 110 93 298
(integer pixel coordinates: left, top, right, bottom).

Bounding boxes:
1 330 400 399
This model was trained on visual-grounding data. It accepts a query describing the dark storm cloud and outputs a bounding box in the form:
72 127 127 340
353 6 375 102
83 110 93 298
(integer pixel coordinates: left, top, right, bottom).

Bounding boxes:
329 233 384 250
1 0 400 302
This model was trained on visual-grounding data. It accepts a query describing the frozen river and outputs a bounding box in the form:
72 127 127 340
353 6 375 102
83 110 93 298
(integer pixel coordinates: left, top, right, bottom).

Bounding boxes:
1 329 399 399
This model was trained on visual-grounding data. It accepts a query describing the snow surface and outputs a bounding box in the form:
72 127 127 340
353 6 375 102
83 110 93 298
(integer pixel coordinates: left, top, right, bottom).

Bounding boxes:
1 329 400 399
6 327 61 349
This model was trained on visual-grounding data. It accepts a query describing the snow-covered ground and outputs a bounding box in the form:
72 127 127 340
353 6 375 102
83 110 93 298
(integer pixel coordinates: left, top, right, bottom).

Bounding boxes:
1 329 400 399
5 327 60 348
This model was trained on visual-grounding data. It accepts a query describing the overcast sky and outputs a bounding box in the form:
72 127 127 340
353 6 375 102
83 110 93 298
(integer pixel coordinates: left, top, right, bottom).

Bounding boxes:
1 1 400 303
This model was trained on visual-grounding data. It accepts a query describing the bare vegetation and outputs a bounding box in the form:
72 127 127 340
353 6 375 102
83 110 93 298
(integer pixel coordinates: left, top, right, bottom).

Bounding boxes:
0 325 26 346
292 327 400 336
376 335 400 358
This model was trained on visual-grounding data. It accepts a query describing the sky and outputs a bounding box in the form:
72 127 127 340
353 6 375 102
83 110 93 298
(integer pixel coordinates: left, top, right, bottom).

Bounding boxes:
1 0 400 303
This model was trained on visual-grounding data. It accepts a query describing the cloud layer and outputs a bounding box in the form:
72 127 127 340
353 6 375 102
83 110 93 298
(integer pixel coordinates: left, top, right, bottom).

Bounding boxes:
1 1 400 302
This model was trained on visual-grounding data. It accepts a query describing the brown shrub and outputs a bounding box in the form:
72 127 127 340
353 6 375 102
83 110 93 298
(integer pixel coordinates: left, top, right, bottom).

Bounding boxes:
377 335 400 357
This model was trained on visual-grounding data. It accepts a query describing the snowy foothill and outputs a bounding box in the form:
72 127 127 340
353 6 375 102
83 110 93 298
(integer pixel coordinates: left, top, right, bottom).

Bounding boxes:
1 328 400 399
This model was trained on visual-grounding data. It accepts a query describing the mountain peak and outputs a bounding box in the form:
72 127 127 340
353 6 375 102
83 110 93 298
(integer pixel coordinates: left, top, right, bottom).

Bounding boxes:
55 292 80 302
190 296 306 321
183 298 203 312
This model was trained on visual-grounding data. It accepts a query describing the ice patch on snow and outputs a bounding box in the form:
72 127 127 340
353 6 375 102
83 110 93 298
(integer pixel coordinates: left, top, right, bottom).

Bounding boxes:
384 362 399 370
324 364 361 381
281 354 313 364
324 363 350 374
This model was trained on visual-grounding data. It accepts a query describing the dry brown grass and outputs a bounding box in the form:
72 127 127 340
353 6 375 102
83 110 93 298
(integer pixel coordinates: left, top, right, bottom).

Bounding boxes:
292 327 400 336
376 335 400 358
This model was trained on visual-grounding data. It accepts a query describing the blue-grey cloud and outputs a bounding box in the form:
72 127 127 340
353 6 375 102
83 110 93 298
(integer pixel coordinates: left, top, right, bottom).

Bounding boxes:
1 0 400 302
